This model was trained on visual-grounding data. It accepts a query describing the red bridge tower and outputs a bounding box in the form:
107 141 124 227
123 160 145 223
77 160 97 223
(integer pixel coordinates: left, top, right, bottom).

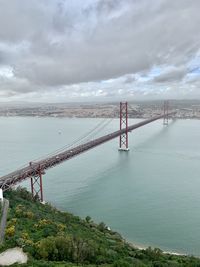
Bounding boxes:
29 162 44 202
163 100 169 125
119 102 129 151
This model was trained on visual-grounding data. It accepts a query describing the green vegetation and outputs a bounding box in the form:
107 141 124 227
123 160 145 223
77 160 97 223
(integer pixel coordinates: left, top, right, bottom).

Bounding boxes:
1 188 200 266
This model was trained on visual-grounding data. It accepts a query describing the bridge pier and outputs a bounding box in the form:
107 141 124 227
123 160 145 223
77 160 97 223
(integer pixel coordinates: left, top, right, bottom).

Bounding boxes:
29 163 44 202
119 102 129 151
163 100 169 125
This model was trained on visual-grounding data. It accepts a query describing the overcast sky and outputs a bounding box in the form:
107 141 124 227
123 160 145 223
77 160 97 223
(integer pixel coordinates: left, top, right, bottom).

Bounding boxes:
0 0 200 102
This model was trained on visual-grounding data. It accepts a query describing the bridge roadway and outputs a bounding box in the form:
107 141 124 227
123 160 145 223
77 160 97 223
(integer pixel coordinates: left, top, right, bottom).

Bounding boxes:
0 112 175 191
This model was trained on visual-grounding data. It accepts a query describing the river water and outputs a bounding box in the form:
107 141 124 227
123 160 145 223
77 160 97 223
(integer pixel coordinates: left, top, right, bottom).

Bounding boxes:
0 117 200 255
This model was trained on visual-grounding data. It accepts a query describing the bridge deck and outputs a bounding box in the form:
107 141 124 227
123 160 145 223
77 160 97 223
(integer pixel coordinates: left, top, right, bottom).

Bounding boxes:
0 112 175 191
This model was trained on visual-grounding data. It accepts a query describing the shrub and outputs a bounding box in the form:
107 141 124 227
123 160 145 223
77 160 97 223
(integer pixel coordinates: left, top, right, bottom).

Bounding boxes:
5 225 15 237
36 236 58 260
16 187 32 201
85 216 91 223
97 222 107 232
25 211 34 219
15 205 24 217
113 259 131 267
21 231 29 240
56 223 66 232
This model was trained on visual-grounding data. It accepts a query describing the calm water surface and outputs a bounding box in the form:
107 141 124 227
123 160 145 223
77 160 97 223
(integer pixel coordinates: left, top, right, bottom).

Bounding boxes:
0 117 200 255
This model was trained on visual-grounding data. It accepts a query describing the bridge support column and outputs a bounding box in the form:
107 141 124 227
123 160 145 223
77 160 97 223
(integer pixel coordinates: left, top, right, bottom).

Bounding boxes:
163 100 169 125
119 102 129 151
29 163 44 202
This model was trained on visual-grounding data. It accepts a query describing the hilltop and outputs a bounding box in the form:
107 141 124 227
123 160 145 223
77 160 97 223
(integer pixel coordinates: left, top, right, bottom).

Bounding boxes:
1 188 200 266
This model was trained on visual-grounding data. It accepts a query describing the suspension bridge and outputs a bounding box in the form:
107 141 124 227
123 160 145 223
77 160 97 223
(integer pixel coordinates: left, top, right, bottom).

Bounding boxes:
0 101 176 201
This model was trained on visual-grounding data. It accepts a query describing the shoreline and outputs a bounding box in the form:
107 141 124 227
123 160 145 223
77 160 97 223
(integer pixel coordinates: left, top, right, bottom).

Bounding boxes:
128 241 186 257
55 206 187 257
0 115 199 120
54 204 189 258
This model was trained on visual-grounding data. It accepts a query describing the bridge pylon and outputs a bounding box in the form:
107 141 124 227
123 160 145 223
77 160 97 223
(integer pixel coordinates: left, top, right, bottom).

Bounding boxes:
163 100 169 125
119 102 129 151
29 162 44 202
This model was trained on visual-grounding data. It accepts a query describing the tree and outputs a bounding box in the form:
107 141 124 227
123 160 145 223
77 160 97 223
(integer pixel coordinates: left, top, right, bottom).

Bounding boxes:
36 237 58 260
113 259 131 267
85 215 91 223
54 235 72 261
98 222 107 232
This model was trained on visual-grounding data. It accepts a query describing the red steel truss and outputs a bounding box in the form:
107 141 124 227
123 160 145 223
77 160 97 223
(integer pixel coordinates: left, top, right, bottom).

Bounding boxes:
0 104 176 200
30 163 44 202
119 102 129 150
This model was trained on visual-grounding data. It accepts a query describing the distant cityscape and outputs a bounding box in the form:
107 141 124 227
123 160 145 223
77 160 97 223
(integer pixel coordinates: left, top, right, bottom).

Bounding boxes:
0 100 200 119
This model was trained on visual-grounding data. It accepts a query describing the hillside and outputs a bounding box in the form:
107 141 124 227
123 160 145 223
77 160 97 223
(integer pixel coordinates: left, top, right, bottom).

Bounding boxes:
1 188 200 266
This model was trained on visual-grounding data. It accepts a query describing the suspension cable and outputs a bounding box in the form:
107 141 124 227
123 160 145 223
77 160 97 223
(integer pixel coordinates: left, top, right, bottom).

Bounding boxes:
31 118 110 162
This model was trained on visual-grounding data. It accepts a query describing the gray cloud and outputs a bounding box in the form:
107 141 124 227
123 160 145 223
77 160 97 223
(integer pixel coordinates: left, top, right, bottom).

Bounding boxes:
124 74 136 84
0 0 200 101
154 66 187 83
94 0 123 16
